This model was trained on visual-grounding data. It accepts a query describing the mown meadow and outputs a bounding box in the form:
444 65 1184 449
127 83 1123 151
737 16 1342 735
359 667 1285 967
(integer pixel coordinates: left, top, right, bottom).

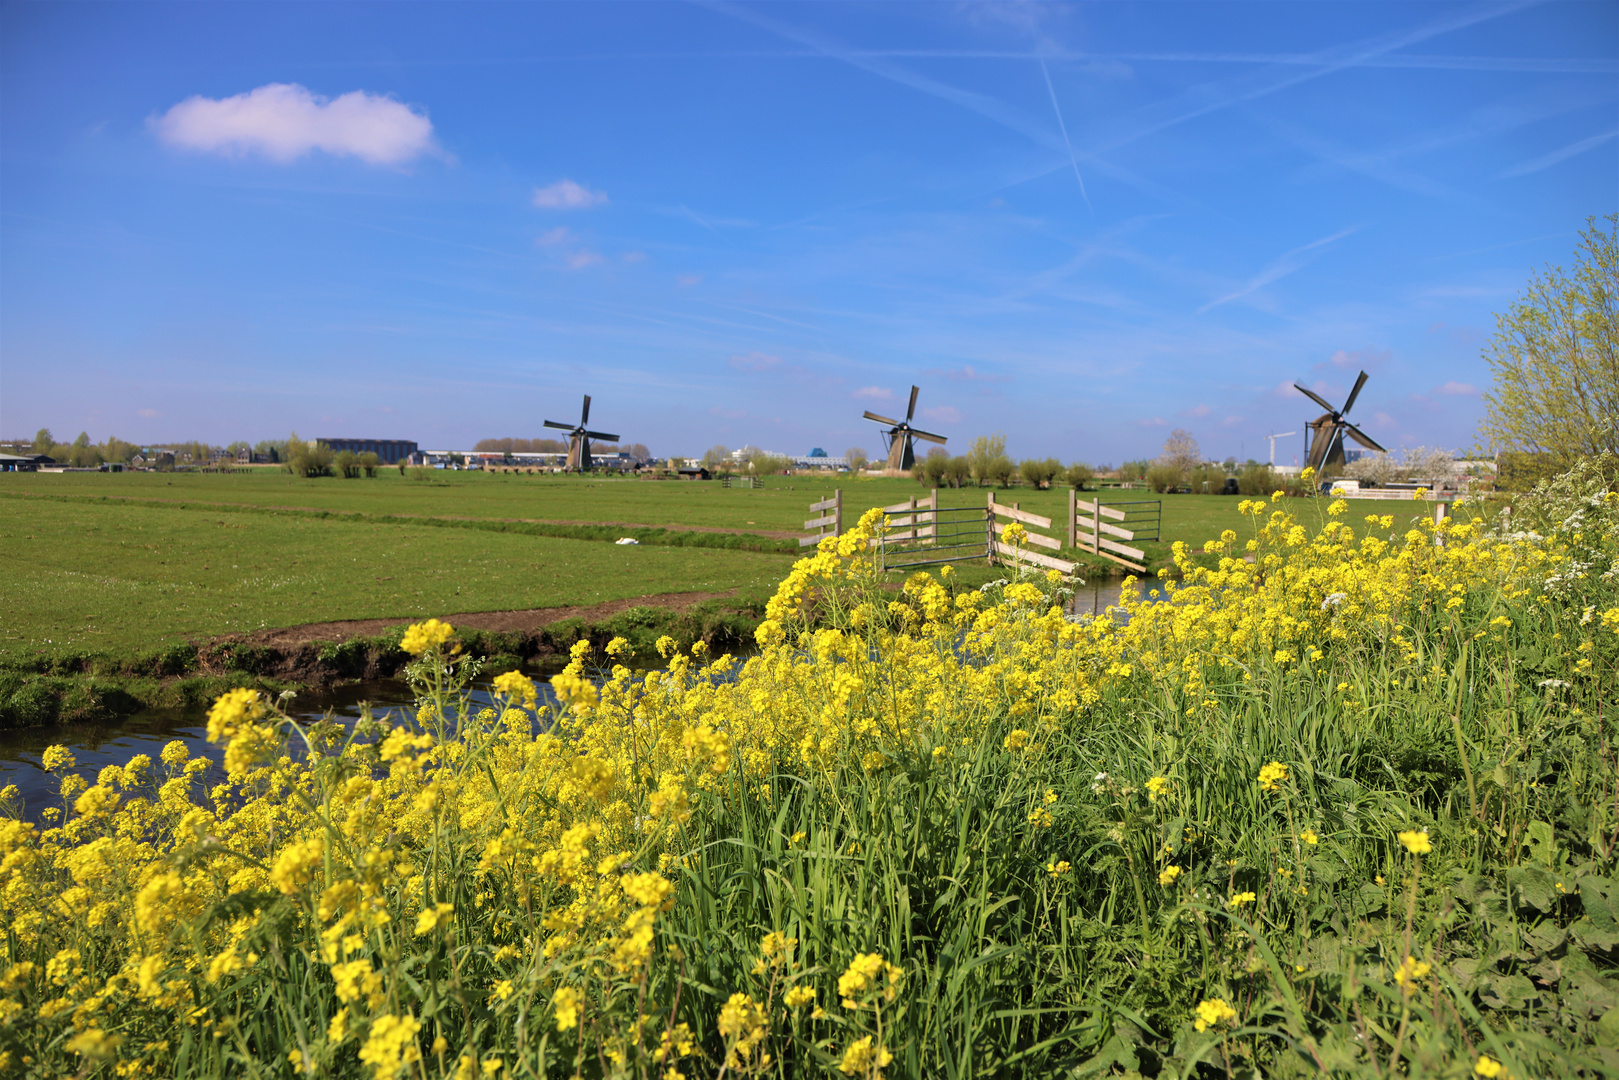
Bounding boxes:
2 464 1617 1077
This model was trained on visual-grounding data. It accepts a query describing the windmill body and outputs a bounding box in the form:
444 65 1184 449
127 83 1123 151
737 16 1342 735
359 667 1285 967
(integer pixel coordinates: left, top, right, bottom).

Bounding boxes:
543 395 620 472
863 385 948 471
1294 372 1385 473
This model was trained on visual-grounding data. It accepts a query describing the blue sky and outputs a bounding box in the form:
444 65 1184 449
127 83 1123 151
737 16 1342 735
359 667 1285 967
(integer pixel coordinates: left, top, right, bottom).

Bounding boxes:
2 2 1615 465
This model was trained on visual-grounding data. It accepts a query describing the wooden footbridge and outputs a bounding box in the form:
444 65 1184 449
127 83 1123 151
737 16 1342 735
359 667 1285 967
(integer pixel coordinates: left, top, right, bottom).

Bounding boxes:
799 489 1155 576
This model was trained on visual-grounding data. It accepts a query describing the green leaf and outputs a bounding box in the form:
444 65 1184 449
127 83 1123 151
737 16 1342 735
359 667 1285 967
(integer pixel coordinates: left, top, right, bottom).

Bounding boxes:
1523 818 1557 867
1507 864 1557 913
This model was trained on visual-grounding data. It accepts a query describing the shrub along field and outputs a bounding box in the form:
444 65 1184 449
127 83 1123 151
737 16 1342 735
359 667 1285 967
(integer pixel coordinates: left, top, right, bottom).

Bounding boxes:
2 465 1616 1077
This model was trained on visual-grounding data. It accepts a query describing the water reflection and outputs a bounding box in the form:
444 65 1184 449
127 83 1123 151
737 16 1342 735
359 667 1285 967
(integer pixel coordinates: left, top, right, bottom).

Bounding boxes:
0 677 561 823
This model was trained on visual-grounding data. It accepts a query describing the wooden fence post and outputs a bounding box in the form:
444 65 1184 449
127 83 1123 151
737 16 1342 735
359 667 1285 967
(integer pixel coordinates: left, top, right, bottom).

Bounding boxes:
1091 497 1101 555
834 489 843 537
1067 488 1077 549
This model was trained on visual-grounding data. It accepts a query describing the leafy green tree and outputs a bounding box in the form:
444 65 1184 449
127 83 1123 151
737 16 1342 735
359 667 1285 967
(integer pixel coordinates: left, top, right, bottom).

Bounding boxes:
1481 215 1619 485
1064 462 1094 489
844 447 868 472
31 428 53 455
966 433 1010 487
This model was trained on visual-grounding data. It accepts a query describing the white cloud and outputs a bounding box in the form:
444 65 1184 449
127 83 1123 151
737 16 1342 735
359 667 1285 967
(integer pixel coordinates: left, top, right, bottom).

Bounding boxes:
853 386 895 401
621 250 647 263
532 179 609 210
1436 380 1481 396
676 273 703 287
151 83 437 166
1222 415 1244 427
137 408 160 418
1181 403 1212 418
1135 416 1167 428
565 250 604 269
922 405 962 424
535 227 573 247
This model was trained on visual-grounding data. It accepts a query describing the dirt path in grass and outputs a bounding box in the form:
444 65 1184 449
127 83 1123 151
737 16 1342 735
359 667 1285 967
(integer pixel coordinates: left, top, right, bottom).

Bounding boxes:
238 589 741 648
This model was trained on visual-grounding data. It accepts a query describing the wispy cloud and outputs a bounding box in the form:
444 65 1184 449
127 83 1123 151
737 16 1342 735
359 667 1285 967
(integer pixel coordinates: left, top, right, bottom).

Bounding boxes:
853 386 895 401
1499 128 1619 178
927 364 1012 383
533 179 609 209
535 227 573 247
1436 380 1481 396
565 249 604 269
1181 403 1213 418
151 83 438 166
1135 416 1167 428
922 405 962 424
1084 2 1536 156
728 351 782 372
1038 57 1090 209
1198 226 1360 313
676 273 703 287
1321 348 1391 372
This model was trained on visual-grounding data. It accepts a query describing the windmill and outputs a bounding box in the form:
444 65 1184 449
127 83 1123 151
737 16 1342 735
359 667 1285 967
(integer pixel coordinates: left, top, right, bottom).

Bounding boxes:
863 385 947 471
543 395 619 472
1294 371 1385 473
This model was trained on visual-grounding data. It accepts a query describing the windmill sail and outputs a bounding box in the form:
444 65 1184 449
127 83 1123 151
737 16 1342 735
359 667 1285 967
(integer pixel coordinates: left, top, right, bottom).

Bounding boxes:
863 385 948 472
1295 372 1385 473
544 394 620 471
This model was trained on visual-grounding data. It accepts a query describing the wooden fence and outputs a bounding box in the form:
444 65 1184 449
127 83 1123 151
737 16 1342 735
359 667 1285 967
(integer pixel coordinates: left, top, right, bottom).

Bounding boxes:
988 492 1079 577
800 490 844 547
1066 490 1148 574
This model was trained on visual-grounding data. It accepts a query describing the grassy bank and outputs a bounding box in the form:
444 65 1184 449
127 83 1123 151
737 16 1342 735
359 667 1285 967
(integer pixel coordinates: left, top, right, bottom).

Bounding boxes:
2 473 1615 1076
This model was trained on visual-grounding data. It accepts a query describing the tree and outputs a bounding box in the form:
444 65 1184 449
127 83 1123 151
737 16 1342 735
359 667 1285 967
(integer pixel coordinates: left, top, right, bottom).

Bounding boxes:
1018 457 1061 489
918 447 950 486
1157 428 1202 477
966 433 1009 487
845 447 868 472
1064 462 1094 489
31 428 53 455
943 456 971 488
701 445 732 471
1480 215 1619 484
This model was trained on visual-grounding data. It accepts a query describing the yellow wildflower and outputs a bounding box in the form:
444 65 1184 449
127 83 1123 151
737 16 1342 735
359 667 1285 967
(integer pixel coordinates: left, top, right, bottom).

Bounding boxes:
1193 997 1238 1032
400 619 454 655
1397 829 1432 855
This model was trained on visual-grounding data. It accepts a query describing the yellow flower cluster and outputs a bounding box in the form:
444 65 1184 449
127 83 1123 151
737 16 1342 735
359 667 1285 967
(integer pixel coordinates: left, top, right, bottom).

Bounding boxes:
0 490 1602 1075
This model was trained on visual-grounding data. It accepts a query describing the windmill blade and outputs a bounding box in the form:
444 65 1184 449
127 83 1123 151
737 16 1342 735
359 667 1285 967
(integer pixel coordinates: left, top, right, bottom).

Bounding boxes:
1295 384 1337 413
582 430 619 443
911 430 948 445
1343 423 1385 452
543 420 577 431
1341 371 1369 415
863 410 901 426
906 385 919 422
580 395 591 425
1308 411 1335 428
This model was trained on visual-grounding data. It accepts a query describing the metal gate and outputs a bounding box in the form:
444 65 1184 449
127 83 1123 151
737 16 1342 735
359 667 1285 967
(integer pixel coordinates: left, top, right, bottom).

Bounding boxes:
876 505 992 571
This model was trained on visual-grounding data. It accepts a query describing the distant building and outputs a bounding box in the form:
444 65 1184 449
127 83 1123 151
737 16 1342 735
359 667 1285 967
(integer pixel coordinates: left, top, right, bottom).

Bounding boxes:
318 438 420 464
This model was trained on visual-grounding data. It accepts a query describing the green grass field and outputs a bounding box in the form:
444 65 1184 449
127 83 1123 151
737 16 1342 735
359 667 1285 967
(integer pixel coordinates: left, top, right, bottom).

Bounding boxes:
0 497 791 663
0 469 1434 663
